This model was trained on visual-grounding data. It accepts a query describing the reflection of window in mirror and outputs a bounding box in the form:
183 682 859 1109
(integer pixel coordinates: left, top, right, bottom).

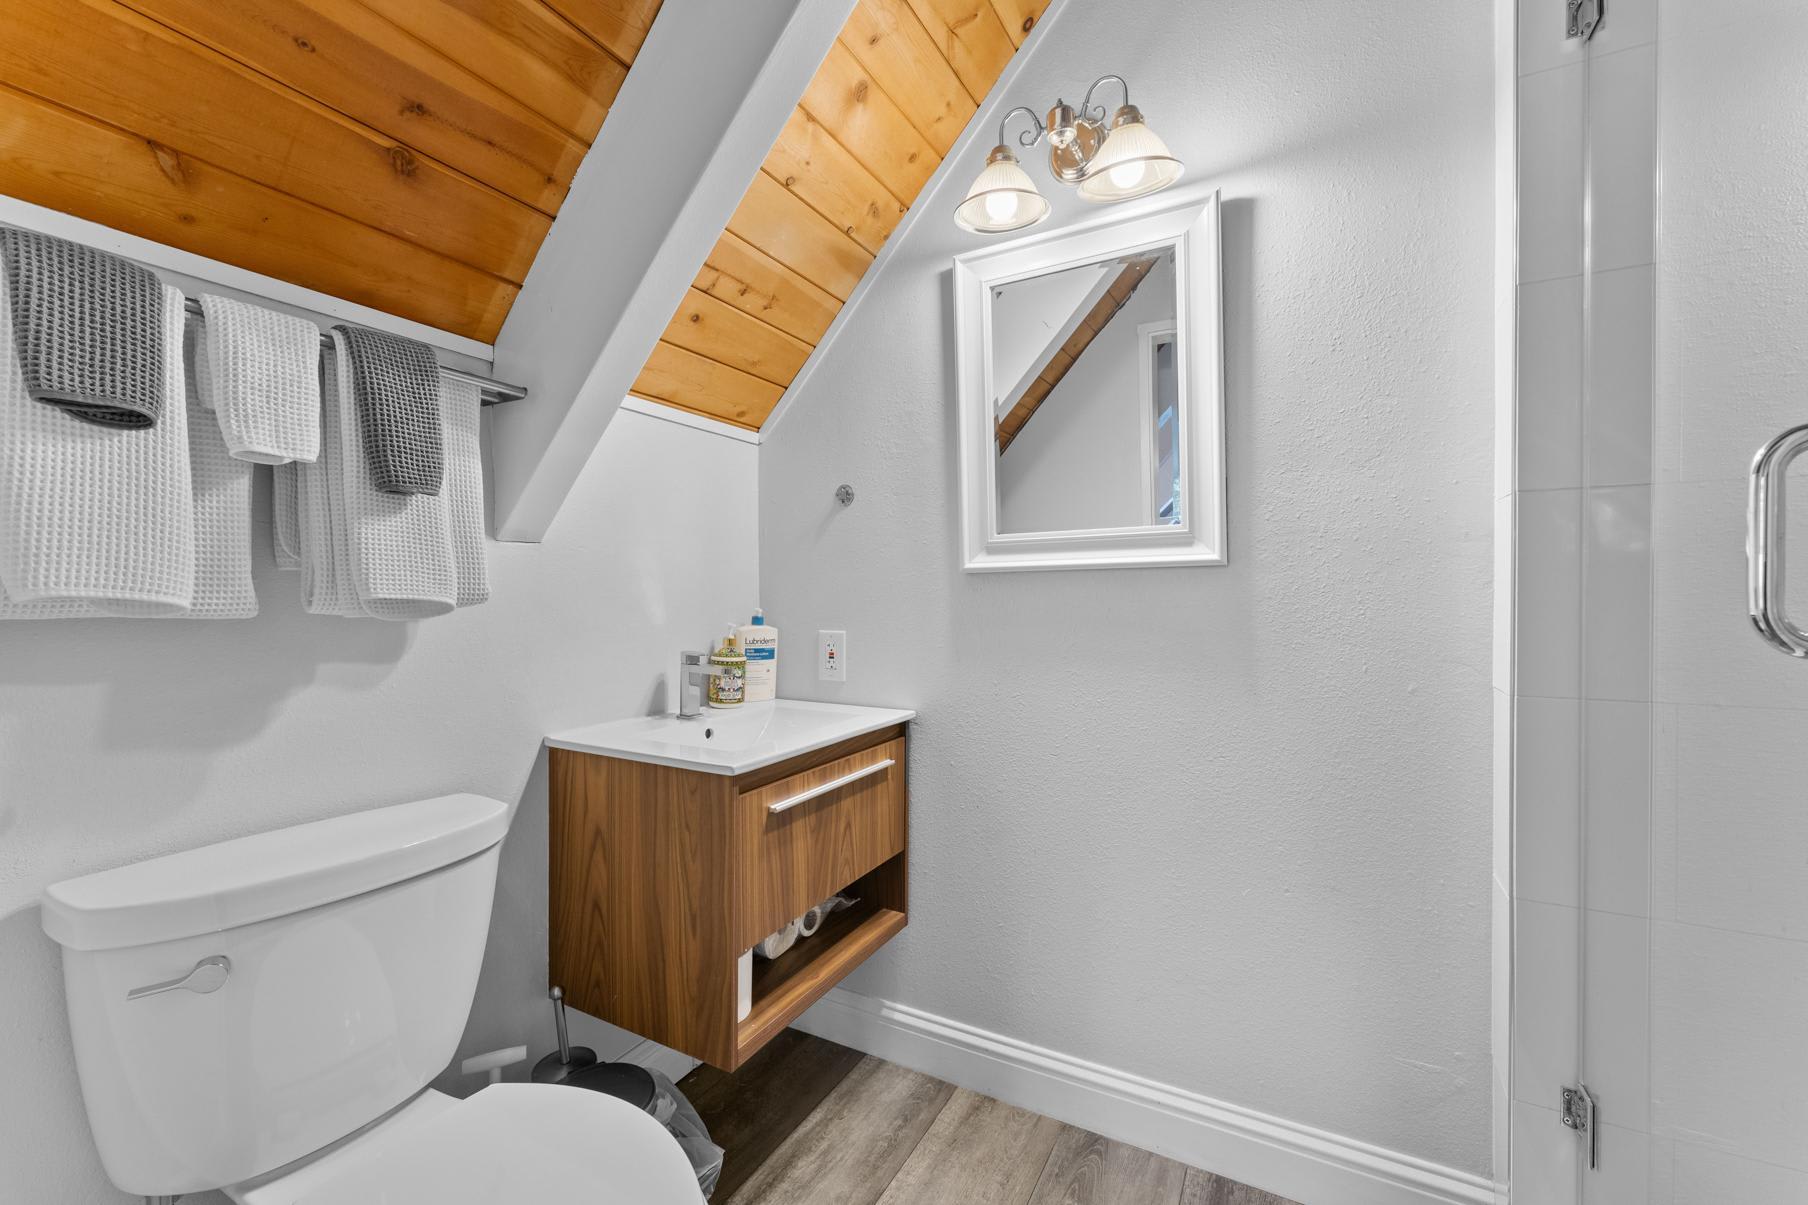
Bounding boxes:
1140 322 1181 526
993 250 1179 536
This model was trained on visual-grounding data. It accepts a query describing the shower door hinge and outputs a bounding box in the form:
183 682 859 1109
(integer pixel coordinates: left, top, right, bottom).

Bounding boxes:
1567 0 1603 41
1560 1083 1599 1170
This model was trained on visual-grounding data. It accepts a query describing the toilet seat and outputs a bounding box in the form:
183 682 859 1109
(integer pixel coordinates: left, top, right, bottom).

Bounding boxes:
228 1083 700 1205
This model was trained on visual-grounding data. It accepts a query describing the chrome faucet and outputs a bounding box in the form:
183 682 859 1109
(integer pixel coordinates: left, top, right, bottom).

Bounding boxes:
677 650 732 719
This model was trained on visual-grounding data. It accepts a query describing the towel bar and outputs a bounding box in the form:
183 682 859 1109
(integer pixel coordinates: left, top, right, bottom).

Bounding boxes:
181 298 527 407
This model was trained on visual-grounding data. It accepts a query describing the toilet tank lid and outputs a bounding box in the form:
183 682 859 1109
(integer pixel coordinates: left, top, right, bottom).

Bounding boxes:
41 794 510 951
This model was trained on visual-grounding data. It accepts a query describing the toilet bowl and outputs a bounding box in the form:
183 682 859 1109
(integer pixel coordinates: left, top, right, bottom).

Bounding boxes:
40 793 699 1204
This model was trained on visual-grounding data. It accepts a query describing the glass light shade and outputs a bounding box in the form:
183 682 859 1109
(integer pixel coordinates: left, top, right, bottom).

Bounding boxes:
954 147 1051 234
1076 109 1184 203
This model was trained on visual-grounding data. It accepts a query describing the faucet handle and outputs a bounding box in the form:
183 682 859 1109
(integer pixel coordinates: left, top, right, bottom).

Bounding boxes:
680 649 708 667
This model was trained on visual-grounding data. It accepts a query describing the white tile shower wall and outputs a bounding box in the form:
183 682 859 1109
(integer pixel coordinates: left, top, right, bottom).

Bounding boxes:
0 403 760 1204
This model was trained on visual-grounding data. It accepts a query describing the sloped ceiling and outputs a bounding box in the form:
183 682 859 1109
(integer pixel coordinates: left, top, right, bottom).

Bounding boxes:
629 0 1055 431
0 0 662 342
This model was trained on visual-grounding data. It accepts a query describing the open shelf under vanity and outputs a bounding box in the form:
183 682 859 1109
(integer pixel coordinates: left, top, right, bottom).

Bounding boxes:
549 723 910 1071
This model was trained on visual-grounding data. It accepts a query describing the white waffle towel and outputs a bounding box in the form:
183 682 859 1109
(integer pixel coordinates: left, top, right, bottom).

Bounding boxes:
272 462 302 570
0 280 194 616
197 294 321 465
441 376 489 608
0 285 256 619
298 343 362 617
180 312 256 618
332 330 455 619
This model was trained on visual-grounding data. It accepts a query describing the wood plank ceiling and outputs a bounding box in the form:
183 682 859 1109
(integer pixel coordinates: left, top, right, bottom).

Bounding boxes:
630 0 1054 431
0 0 663 342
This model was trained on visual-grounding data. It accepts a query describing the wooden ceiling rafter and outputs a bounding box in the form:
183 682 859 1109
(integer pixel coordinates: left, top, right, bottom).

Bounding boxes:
628 0 1054 431
996 255 1159 454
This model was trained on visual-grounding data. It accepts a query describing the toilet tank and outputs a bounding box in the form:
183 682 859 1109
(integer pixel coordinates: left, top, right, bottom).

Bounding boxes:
39 794 510 1198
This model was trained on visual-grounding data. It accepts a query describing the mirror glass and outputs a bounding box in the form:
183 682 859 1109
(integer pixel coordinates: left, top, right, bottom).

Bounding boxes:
990 247 1180 535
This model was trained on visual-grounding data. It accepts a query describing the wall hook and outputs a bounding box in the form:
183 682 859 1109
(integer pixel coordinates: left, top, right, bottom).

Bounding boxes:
835 484 855 507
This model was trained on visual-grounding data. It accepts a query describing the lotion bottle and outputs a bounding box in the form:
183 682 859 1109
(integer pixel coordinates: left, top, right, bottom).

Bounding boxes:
739 609 779 702
707 627 746 708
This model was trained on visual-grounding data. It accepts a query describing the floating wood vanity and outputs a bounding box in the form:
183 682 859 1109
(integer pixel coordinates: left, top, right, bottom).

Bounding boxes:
547 702 913 1070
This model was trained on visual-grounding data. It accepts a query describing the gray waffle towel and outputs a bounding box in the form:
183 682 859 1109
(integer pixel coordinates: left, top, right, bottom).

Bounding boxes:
0 228 164 428
331 324 441 495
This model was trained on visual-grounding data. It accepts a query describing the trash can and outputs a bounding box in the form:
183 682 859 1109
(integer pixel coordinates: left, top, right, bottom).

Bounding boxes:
564 1061 724 1199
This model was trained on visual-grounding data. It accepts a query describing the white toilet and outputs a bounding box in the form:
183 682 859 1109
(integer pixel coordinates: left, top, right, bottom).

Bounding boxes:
39 793 701 1204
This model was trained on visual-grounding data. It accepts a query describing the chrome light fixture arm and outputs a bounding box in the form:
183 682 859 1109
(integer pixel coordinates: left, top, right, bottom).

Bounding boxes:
1077 74 1130 126
999 105 1047 150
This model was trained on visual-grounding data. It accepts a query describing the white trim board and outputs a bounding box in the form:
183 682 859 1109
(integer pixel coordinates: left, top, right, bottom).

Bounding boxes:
792 988 1493 1205
620 395 761 446
0 195 495 363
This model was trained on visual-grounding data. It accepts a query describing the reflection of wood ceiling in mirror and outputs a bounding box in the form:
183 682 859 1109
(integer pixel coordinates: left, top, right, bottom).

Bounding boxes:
996 254 1158 453
630 0 1055 432
0 0 664 341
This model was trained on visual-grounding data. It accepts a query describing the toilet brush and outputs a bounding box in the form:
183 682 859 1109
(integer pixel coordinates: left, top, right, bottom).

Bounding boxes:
530 986 598 1083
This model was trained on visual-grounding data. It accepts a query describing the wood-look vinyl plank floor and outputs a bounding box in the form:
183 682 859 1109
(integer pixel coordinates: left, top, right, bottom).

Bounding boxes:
724 1057 955 1205
679 1028 867 1203
1027 1126 1193 1205
681 1031 1300 1205
874 1087 1066 1205
1179 1167 1300 1205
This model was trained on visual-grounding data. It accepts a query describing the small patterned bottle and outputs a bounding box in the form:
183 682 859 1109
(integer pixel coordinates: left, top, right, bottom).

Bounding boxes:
708 626 746 708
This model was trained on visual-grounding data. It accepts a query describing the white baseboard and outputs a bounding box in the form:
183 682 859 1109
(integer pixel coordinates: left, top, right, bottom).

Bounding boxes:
620 1037 701 1085
792 988 1493 1205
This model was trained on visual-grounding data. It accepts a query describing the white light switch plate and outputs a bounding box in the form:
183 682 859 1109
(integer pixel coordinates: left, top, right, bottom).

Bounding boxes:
818 630 847 682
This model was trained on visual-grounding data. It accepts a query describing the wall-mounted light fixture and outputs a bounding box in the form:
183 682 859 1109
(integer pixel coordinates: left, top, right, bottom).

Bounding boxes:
954 75 1184 235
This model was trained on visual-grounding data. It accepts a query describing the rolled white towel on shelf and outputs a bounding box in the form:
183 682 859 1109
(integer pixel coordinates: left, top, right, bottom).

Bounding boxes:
796 905 826 939
754 920 800 961
0 280 194 617
197 294 321 464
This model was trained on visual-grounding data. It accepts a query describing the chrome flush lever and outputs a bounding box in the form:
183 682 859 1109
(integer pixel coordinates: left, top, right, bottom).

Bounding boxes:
127 955 231 1001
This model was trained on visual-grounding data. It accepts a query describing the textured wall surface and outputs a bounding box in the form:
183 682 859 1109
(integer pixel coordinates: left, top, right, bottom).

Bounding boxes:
0 400 757 1203
759 0 1495 1176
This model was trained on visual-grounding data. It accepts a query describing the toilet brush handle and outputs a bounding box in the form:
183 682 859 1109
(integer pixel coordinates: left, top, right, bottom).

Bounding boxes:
551 985 574 1063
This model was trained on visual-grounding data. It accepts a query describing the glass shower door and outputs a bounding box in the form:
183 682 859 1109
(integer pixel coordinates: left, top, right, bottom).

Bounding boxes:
1574 2 1808 1200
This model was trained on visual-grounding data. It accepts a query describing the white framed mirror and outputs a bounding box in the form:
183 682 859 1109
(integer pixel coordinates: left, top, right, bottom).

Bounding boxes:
953 192 1223 571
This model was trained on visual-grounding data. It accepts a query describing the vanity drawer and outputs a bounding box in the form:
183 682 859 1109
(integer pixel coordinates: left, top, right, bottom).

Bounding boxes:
734 736 906 950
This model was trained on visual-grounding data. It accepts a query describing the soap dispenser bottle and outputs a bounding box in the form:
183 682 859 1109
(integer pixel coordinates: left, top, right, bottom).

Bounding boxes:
739 609 778 702
708 626 746 708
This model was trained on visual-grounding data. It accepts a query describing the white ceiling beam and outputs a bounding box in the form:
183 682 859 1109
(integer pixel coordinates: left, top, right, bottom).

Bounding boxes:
486 0 856 542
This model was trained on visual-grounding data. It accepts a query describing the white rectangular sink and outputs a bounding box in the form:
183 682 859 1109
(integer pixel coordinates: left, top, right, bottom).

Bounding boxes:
545 699 916 776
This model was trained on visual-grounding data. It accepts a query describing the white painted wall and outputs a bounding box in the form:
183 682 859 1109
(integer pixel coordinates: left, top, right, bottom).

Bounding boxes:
997 256 1176 533
760 0 1495 1186
0 391 757 1201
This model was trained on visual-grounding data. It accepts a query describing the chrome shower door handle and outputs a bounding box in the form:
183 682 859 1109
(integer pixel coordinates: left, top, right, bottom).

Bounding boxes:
127 955 232 1001
1748 423 1808 657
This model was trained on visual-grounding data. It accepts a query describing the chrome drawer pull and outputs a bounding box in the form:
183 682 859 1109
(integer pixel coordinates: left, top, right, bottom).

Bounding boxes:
127 955 231 1001
768 758 896 815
